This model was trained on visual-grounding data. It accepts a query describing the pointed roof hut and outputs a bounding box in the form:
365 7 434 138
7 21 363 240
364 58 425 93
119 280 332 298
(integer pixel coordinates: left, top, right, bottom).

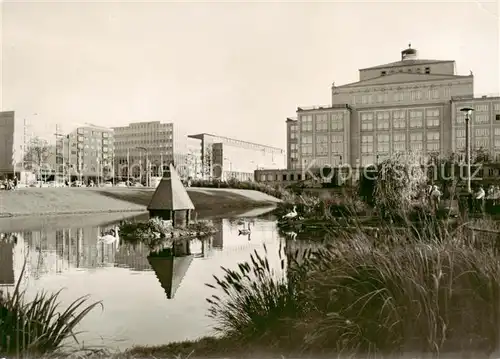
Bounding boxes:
147 164 195 227
147 254 194 299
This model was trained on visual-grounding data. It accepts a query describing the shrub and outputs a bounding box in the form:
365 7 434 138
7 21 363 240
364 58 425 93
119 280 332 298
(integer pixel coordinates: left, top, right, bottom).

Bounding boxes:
205 243 308 345
374 151 427 220
190 178 294 201
119 217 217 249
0 261 102 357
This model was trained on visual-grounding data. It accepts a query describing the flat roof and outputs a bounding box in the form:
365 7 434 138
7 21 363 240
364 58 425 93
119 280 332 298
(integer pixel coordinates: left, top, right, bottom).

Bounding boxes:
188 133 284 151
297 104 351 112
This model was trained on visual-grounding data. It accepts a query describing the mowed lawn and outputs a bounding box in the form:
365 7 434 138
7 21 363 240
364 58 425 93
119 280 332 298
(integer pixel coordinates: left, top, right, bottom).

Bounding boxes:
0 187 280 217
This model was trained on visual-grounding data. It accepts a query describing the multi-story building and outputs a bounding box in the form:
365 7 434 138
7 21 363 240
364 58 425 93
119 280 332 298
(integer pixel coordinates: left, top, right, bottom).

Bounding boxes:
0 111 16 177
256 44 499 186
451 96 500 161
56 124 114 182
331 44 473 167
188 133 286 181
112 121 202 182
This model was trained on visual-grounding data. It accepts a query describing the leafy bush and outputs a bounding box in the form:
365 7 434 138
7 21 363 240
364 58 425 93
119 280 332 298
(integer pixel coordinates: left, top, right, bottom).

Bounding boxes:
374 151 427 220
119 217 217 249
0 261 102 356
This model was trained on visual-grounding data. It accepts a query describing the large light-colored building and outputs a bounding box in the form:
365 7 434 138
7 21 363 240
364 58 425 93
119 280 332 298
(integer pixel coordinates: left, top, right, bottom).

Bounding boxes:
331 44 473 167
57 123 114 181
188 133 286 181
0 111 16 176
258 44 499 186
286 45 475 169
112 121 202 181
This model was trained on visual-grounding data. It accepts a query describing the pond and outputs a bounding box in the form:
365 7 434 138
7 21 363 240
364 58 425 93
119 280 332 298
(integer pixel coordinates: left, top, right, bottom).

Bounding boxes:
0 210 288 351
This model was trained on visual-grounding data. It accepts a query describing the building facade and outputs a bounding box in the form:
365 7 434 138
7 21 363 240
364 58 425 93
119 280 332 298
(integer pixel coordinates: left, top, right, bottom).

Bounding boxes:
0 111 16 176
257 45 500 186
56 124 114 181
451 96 500 161
188 133 286 181
112 121 202 182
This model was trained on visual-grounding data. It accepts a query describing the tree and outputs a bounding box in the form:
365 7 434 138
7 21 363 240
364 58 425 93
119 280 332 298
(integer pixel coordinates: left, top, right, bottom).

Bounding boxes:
23 137 50 170
203 145 213 179
374 151 427 220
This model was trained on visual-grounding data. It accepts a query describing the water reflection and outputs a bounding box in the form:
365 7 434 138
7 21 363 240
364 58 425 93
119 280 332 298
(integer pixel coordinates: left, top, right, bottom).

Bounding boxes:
0 215 284 349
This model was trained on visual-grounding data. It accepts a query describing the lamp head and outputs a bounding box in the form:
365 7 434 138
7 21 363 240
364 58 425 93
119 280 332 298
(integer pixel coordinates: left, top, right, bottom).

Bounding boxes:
460 107 474 116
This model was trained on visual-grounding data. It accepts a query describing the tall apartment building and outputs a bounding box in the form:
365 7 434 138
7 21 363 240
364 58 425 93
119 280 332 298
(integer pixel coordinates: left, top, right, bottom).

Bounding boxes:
56 124 114 181
188 133 286 181
112 121 202 181
0 111 16 176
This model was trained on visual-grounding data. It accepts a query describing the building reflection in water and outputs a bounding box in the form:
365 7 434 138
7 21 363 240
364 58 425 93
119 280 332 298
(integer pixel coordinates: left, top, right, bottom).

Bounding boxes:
0 237 15 286
0 218 219 299
212 219 224 250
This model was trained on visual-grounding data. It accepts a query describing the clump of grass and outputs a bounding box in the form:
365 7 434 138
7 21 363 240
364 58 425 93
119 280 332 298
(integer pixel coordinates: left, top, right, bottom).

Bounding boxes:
205 243 309 347
0 260 103 357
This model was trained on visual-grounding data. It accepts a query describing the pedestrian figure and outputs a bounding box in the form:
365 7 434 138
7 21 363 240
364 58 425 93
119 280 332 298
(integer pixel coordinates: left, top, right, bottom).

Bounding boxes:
430 185 442 213
475 185 486 214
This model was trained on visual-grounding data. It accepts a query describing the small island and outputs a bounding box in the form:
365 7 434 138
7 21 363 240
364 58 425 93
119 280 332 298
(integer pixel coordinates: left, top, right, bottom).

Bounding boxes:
118 164 219 249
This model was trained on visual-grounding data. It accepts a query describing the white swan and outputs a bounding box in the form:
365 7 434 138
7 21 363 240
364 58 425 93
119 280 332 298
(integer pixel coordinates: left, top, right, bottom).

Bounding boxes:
238 223 251 235
282 206 298 219
98 226 120 245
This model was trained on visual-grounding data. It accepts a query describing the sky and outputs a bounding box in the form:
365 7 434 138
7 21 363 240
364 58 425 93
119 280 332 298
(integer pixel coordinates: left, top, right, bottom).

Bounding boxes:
1 0 499 149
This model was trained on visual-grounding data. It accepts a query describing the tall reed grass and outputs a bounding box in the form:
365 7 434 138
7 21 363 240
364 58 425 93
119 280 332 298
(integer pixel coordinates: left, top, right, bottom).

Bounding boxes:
205 211 500 357
0 259 102 357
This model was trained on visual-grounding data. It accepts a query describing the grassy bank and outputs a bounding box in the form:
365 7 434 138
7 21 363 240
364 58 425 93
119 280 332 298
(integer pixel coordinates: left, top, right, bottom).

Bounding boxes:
0 187 280 217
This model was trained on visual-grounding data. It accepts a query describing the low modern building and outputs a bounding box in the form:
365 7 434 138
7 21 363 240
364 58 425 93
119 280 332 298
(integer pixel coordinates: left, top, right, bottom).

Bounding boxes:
188 133 286 181
112 121 202 183
56 123 114 182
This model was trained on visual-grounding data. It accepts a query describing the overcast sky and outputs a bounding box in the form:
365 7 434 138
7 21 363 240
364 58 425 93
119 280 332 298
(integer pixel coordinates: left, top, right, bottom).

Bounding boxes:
1 0 499 149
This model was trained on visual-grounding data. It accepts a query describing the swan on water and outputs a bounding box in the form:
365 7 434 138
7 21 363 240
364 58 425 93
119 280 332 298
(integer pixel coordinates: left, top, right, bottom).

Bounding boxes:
98 226 120 245
238 223 251 235
282 206 298 219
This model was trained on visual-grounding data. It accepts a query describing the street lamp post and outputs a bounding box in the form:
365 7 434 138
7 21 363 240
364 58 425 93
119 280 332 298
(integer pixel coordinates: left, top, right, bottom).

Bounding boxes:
460 107 475 193
136 147 149 187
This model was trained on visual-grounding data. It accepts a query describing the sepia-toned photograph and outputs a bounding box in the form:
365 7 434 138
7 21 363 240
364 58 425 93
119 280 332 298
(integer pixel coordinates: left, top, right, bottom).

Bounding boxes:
0 1 499 358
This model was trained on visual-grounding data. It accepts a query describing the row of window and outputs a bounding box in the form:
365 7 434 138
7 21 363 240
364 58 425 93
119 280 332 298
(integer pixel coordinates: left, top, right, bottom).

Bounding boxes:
361 142 441 154
76 128 112 138
352 89 446 105
456 113 500 123
455 139 500 149
361 118 440 130
361 132 440 143
455 128 500 137
298 134 344 144
299 114 344 132
361 109 440 121
300 144 343 155
455 104 500 113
